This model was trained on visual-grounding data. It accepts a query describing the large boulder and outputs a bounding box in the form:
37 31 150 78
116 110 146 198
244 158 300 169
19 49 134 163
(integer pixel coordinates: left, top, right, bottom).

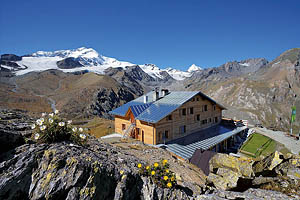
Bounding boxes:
207 168 240 190
253 151 284 175
209 153 254 177
0 138 196 200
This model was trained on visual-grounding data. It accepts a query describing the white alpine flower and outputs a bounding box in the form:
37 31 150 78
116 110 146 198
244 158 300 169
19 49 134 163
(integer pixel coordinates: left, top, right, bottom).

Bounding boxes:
54 110 59 114
40 118 44 123
58 122 65 127
42 113 46 117
49 113 54 117
67 120 72 125
36 119 43 126
34 133 40 140
40 125 46 131
72 127 77 132
31 124 36 129
79 133 86 140
79 127 83 132
48 118 53 124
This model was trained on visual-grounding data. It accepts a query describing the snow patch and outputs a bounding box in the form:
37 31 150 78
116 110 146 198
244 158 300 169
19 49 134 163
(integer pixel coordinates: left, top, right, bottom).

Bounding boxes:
239 63 250 67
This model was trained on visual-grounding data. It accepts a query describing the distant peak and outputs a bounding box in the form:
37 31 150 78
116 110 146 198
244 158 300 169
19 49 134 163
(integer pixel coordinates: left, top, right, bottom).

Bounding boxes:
187 64 202 72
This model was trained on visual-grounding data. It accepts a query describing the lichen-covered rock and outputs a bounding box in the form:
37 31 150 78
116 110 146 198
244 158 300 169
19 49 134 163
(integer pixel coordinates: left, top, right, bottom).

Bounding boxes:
207 168 240 191
0 139 196 200
198 188 299 200
253 151 284 174
286 168 300 180
209 153 254 177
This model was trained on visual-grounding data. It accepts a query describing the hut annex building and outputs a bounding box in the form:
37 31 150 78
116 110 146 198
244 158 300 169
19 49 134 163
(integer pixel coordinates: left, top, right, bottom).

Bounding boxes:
110 89 248 160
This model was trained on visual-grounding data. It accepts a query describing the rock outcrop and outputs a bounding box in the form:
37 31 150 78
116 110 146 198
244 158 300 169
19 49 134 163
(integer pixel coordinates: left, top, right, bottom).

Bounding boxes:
56 57 84 69
0 139 195 200
0 109 33 154
207 152 300 197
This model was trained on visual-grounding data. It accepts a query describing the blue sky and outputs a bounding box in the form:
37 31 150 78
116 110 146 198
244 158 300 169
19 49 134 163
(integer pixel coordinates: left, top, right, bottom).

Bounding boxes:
1 0 300 70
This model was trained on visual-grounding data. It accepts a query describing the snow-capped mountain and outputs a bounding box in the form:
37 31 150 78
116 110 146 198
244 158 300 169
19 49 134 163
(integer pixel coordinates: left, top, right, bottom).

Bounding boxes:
1 47 196 80
138 64 192 80
187 64 202 72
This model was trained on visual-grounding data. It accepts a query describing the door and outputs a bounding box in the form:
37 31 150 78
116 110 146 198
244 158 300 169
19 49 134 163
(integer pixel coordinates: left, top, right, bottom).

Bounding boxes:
142 130 144 143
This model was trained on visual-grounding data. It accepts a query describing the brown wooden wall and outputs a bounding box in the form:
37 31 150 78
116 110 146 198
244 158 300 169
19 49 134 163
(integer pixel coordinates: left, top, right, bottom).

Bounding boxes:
114 115 156 145
114 94 223 145
114 115 131 135
154 94 222 144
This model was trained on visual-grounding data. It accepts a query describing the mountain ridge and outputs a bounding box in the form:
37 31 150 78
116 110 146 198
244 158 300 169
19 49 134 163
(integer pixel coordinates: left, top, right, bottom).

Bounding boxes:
1 47 198 81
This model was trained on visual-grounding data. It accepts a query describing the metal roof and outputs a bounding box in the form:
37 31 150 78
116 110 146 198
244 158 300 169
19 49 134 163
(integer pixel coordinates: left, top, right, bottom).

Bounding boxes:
110 90 226 123
109 91 154 116
109 101 147 116
130 103 152 117
135 91 199 123
164 125 247 160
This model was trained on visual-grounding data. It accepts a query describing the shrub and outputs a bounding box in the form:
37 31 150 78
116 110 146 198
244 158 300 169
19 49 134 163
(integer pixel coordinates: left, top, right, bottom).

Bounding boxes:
137 159 177 188
31 110 88 145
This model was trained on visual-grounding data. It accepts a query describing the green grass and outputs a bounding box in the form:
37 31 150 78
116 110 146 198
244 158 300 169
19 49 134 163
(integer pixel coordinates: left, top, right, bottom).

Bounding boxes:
240 133 277 158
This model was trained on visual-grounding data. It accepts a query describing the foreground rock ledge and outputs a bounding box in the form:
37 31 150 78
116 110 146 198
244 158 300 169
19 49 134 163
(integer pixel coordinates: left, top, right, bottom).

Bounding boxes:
0 137 299 200
0 139 196 200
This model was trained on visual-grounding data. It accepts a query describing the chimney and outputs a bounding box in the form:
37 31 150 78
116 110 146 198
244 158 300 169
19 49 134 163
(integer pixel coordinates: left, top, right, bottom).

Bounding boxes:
153 88 159 101
161 89 169 97
144 95 148 103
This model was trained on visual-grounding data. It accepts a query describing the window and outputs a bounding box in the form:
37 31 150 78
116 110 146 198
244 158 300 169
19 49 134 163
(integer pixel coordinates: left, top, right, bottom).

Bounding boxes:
192 98 195 102
201 119 208 125
182 108 186 116
180 125 186 134
197 97 199 101
202 105 208 112
189 107 194 115
122 124 126 130
197 114 200 121
167 115 172 120
165 130 169 139
215 117 218 123
209 118 212 123
213 105 216 111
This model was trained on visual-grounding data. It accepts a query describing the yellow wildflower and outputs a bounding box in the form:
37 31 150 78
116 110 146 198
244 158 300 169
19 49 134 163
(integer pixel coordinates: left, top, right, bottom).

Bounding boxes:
167 182 172 188
146 166 150 170
154 162 159 168
151 171 155 175
120 170 124 175
137 163 142 168
165 169 169 173
163 159 168 165
171 176 175 181
163 176 168 181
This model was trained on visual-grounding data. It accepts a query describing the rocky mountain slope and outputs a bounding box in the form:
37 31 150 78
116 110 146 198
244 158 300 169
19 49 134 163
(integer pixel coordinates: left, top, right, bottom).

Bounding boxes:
0 110 299 200
182 49 300 132
0 70 139 119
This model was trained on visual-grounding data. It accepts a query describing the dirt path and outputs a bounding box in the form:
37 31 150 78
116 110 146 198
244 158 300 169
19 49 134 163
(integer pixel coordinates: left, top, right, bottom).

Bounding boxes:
254 127 300 154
